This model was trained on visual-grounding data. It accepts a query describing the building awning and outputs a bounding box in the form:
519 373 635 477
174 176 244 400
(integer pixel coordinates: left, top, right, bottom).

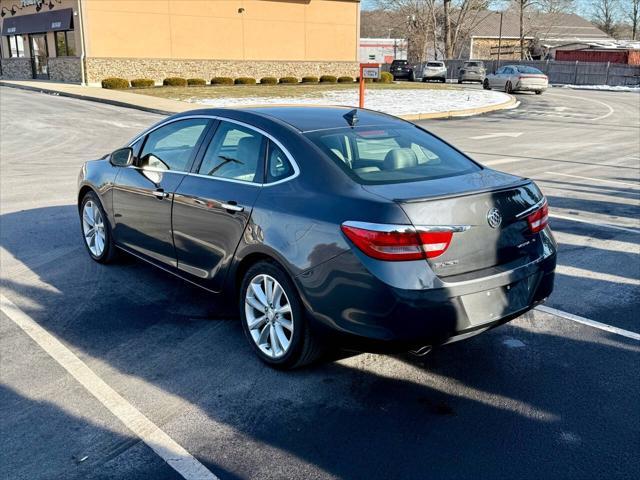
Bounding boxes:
1 8 73 36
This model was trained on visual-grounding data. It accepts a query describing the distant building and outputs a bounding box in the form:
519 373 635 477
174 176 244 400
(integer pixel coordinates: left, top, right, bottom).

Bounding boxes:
0 0 360 84
553 41 640 65
466 11 612 60
359 38 407 64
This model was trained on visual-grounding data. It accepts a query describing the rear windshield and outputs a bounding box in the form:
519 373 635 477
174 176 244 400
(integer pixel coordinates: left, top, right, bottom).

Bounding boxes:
427 62 444 67
465 61 483 67
305 126 480 185
515 66 543 74
392 60 408 65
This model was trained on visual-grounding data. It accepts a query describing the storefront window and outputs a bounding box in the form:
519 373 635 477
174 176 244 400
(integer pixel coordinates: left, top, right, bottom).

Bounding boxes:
9 35 26 58
55 31 76 57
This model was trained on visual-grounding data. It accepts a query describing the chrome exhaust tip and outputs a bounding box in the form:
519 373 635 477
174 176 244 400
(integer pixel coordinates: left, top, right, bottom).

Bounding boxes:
408 345 432 357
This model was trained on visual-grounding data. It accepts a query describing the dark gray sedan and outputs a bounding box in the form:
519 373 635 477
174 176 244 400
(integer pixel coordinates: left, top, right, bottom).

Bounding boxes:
77 106 557 368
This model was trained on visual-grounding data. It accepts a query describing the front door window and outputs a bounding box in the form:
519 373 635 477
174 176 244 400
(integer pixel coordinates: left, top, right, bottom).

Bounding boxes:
30 34 49 79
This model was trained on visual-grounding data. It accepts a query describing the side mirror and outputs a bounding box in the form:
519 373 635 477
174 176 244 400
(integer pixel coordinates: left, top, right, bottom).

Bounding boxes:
110 147 133 167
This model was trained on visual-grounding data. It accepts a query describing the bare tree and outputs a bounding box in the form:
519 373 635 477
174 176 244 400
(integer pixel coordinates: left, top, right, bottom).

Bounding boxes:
511 0 539 59
591 0 620 37
374 0 440 61
628 0 640 39
449 0 493 58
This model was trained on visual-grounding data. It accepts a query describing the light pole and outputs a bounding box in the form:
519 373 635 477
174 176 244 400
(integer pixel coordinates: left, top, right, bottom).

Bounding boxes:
496 11 504 70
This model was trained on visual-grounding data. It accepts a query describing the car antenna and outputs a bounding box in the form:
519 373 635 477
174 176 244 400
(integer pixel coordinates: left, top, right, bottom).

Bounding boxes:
343 109 359 127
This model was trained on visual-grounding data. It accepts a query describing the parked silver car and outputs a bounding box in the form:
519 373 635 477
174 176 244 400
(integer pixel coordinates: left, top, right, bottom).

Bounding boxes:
458 61 486 84
483 65 548 94
412 61 447 83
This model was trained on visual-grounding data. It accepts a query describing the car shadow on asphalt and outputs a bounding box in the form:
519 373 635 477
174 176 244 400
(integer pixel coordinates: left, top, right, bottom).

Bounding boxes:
1 204 639 479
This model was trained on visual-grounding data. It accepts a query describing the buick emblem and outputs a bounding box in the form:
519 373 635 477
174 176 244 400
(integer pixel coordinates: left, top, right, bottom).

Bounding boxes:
487 207 502 229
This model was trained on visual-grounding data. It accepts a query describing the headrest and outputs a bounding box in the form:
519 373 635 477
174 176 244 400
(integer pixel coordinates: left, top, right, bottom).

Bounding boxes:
237 136 261 162
383 148 418 170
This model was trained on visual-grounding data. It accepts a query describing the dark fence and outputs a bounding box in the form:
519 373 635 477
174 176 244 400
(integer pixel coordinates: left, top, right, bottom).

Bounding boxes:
443 59 640 86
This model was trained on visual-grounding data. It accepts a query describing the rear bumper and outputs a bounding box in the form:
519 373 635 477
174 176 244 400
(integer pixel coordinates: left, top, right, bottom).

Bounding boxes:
460 72 484 81
295 236 556 350
516 82 548 92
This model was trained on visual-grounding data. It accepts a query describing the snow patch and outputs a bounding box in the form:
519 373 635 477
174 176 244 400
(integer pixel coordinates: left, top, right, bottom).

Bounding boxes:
186 89 512 116
558 84 640 93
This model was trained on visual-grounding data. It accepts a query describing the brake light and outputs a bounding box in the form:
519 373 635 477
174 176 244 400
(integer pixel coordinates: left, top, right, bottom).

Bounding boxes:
340 224 453 261
527 202 549 233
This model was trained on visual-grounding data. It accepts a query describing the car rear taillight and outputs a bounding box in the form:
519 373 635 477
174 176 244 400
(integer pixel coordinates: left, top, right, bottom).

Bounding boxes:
340 223 454 261
527 202 549 233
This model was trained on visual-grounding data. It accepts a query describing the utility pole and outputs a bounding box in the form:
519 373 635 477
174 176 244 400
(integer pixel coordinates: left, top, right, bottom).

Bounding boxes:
497 11 503 70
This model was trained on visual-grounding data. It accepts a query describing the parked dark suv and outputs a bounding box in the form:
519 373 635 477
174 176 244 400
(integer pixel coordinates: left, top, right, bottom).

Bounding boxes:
390 59 412 80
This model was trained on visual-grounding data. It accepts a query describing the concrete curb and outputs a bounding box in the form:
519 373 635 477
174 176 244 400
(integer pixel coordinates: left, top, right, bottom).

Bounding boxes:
0 81 173 116
398 94 517 121
1 80 518 120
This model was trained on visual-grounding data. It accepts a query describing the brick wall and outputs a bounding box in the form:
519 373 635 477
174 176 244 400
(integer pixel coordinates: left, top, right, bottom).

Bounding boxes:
85 58 359 84
472 38 532 60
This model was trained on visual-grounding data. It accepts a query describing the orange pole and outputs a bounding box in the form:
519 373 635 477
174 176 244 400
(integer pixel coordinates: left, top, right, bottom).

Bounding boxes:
359 65 365 108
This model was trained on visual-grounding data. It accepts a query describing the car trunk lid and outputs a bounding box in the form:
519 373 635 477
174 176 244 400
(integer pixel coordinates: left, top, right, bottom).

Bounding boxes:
362 170 545 278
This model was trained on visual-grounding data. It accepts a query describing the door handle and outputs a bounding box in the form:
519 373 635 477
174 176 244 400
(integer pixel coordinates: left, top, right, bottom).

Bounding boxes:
152 189 169 199
221 202 244 213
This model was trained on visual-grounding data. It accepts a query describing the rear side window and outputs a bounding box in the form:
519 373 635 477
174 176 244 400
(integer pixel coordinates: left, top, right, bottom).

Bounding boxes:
516 66 543 74
198 121 265 183
139 119 209 171
305 126 479 185
266 142 294 183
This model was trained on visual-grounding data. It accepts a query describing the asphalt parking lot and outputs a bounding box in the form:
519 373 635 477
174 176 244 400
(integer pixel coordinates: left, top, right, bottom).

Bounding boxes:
1 85 639 480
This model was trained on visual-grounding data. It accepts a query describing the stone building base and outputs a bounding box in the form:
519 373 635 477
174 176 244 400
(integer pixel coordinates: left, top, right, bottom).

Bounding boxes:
0 58 32 80
85 57 359 83
48 57 82 83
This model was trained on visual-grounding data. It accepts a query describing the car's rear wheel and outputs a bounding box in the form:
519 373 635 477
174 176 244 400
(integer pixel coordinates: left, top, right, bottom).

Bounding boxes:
240 260 323 369
458 79 463 84
505 81 513 94
80 191 117 264
535 90 543 95
483 79 490 90
440 78 446 83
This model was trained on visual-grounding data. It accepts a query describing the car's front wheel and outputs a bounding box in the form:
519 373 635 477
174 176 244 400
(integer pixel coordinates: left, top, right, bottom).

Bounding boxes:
505 81 513 94
483 79 490 90
80 191 117 263
240 260 323 369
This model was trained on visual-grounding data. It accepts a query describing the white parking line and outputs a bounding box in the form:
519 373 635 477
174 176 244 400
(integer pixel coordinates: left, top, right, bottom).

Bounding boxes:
549 213 640 234
536 305 640 341
545 172 640 188
483 157 522 166
0 294 218 480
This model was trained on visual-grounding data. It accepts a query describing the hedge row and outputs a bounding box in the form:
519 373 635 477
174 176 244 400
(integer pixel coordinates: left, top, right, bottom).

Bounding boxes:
102 74 387 89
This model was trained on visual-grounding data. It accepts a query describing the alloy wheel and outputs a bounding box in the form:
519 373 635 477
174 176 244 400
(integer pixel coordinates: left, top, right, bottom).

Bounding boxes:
244 274 294 359
82 200 106 257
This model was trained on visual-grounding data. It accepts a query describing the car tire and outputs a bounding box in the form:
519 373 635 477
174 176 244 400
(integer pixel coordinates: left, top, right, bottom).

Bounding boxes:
440 78 446 83
458 79 463 84
79 191 118 264
483 79 490 90
240 260 323 369
535 90 543 95
505 81 513 94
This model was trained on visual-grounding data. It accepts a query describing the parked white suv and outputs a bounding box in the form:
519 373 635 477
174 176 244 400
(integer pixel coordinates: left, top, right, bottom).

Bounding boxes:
412 61 447 83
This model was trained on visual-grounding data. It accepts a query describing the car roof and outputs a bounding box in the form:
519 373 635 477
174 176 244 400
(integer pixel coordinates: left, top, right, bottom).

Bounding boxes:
173 106 407 133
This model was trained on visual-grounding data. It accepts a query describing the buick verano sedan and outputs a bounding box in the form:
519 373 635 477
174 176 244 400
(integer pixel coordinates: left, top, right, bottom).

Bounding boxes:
78 107 556 368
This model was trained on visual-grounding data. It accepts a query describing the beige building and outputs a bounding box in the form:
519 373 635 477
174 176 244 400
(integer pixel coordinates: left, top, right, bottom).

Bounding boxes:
1 0 360 84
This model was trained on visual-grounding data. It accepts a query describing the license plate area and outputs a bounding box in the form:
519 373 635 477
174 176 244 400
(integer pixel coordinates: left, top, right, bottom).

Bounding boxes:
461 276 537 325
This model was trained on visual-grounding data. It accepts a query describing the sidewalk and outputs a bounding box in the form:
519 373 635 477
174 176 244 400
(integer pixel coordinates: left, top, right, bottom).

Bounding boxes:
0 79 517 119
0 80 186 115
